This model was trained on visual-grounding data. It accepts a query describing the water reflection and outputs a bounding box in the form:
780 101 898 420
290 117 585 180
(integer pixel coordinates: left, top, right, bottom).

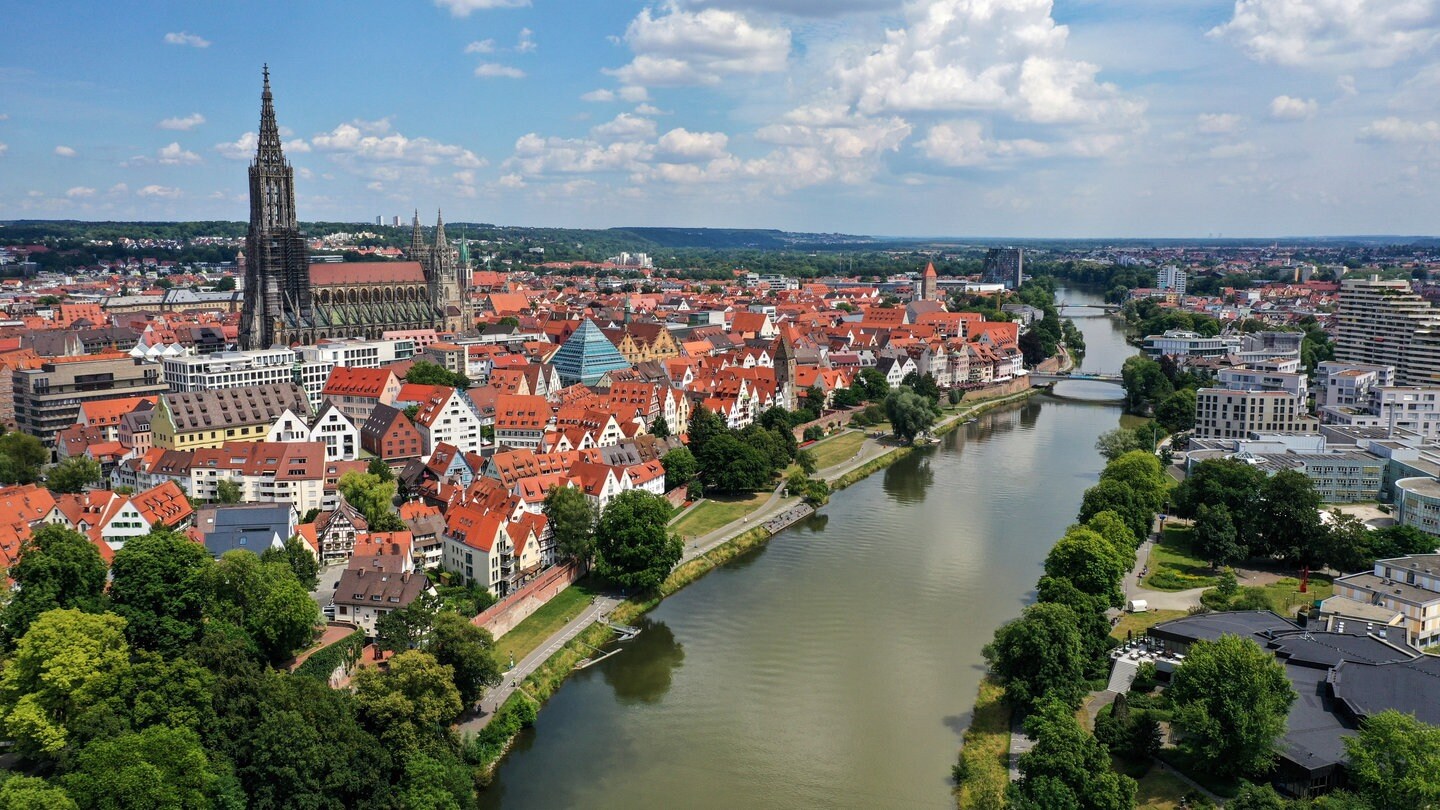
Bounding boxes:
883 454 935 504
796 513 830 534
599 620 684 705
1019 400 1041 429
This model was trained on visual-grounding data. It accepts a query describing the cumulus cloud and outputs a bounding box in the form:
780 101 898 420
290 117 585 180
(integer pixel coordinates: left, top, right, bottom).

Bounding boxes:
157 142 201 165
1210 0 1440 69
516 28 536 53
1196 113 1244 134
108 183 127 194
0 143 7 157
465 39 496 54
53 145 77 157
591 113 657 143
310 119 486 169
680 0 899 14
1359 116 1440 142
1270 95 1318 120
607 6 791 87
833 0 1142 126
163 31 210 48
507 132 653 175
214 131 312 160
917 121 1051 167
136 184 182 198
474 63 525 79
65 186 95 198
581 89 616 102
158 113 206 131
434 0 529 16
656 128 730 162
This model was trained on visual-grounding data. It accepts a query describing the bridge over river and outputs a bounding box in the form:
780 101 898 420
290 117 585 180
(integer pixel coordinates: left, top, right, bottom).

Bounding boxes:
1057 300 1121 313
1029 371 1123 385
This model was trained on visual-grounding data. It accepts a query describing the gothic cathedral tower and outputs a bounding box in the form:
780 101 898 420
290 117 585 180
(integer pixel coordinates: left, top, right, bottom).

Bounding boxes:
239 66 312 349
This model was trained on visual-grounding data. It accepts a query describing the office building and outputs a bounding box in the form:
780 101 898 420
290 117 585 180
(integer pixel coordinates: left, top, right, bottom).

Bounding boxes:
162 347 297 393
14 354 168 447
1194 387 1316 439
1142 329 1241 359
980 248 1023 289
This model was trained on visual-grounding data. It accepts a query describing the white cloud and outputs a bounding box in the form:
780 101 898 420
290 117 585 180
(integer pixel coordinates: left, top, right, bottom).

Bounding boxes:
475 63 525 79
1270 95 1318 120
634 103 665 115
1210 0 1440 69
465 39 496 54
1196 113 1244 134
1359 116 1440 142
53 145 77 157
108 183 127 194
434 0 529 16
136 184 182 198
215 131 311 160
158 113 206 131
507 132 653 175
834 0 1142 126
591 113 657 142
917 121 1051 167
656 128 730 162
496 173 527 189
581 89 616 102
163 31 210 48
65 186 95 198
311 120 486 169
679 0 899 14
607 6 791 87
516 28 536 53
0 143 7 158
157 142 201 165
619 86 650 103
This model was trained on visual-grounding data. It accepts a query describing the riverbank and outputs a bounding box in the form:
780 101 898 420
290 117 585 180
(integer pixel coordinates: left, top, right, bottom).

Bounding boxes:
468 382 1045 778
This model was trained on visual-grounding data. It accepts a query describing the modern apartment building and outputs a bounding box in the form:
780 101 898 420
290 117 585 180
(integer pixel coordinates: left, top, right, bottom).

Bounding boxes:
1315 361 1395 408
1194 387 1317 439
1155 265 1187 296
1335 277 1440 387
980 247 1024 289
161 347 297 392
1142 329 1241 359
1333 554 1440 647
13 354 168 447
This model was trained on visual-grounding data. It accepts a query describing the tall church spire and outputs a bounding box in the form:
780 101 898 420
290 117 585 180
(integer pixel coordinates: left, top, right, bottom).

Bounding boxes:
408 210 425 259
432 209 447 262
255 64 286 172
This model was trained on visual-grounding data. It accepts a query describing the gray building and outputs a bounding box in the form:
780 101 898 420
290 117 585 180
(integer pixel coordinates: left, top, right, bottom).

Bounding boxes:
194 502 297 558
13 355 167 447
981 247 1023 289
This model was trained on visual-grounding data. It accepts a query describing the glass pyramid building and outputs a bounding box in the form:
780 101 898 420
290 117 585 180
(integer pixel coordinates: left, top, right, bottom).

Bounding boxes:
551 319 632 386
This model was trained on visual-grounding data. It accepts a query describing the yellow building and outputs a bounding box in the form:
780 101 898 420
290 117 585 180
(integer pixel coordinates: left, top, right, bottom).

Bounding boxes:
152 382 312 451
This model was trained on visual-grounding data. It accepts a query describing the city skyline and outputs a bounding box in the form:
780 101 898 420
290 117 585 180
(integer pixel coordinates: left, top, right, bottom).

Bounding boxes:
3 0 1439 237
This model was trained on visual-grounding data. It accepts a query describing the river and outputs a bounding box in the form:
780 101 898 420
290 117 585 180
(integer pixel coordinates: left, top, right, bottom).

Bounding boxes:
479 286 1135 809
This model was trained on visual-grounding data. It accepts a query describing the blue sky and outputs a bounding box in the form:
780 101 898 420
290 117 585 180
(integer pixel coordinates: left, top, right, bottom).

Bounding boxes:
3 0 1439 237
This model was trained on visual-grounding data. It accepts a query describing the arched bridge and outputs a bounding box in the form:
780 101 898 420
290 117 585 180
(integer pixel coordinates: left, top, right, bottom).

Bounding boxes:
1029 371 1124 387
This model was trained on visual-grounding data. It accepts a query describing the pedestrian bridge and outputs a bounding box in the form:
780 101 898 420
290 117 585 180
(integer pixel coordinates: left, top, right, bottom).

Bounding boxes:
1029 371 1124 387
1057 301 1121 313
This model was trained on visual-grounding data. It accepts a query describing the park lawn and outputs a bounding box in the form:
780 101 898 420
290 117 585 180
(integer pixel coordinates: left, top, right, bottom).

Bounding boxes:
670 491 771 540
1143 526 1220 592
1111 609 1188 641
807 431 867 470
1130 761 1198 810
1155 748 1242 799
494 579 601 665
953 676 1011 810
1258 574 1333 616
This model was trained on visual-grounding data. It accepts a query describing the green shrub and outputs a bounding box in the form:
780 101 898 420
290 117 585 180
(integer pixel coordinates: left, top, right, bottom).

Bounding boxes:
293 629 363 680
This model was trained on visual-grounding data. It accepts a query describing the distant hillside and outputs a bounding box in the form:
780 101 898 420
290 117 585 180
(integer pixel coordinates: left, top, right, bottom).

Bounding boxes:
609 227 873 250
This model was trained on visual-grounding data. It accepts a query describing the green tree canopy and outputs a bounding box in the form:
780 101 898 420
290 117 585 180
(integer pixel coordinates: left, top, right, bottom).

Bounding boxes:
1255 470 1324 565
1044 527 1128 608
1168 634 1297 778
1342 709 1440 810
543 485 597 565
1194 503 1244 568
883 387 939 443
983 602 1089 712
109 528 212 655
698 432 774 493
62 725 222 810
650 413 671 438
1078 478 1152 544
44 457 101 495
1155 388 1198 432
338 470 402 531
661 447 699 492
428 612 503 706
404 360 470 389
353 650 463 751
0 775 78 809
1 524 108 646
260 535 320 591
207 551 318 664
1008 698 1137 810
1120 355 1174 416
594 490 683 593
1094 426 1146 463
0 432 48 485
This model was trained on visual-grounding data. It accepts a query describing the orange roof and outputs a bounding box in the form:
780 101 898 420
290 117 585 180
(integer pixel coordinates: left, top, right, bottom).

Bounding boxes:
323 366 397 398
80 395 156 427
130 481 192 528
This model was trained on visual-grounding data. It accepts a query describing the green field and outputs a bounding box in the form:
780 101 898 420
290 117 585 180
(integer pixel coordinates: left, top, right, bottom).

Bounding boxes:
1111 608 1187 641
952 677 1011 810
806 431 868 470
669 491 771 540
493 579 601 665
1131 761 1203 809
1144 527 1220 591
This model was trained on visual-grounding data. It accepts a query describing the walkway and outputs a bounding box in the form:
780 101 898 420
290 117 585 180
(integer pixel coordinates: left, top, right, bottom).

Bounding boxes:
1120 525 1208 613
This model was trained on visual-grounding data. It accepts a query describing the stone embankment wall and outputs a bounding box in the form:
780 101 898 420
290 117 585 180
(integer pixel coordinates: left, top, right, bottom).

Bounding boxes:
473 562 582 639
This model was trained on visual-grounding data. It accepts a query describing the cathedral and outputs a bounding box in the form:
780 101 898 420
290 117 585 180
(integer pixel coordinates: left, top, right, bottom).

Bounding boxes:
238 68 469 350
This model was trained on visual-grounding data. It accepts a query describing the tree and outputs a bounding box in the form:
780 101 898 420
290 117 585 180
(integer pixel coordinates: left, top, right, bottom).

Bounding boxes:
1342 710 1440 809
1194 503 1244 568
543 485 597 565
1 524 108 646
404 360 469 389
1155 388 1198 432
1094 427 1145 462
0 776 77 809
367 456 395 482
109 528 212 654
698 433 774 493
1035 575 1114 679
338 470 399 529
1078 478 1152 544
62 725 221 809
1227 782 1289 810
796 448 817 475
1009 699 1137 810
0 609 129 757
650 413 671 438
686 404 727 458
661 448 698 492
428 612 503 706
374 596 435 657
260 535 320 590
69 651 215 746
1120 354 1173 415
0 432 48 485
884 387 938 443
1044 527 1128 607
208 552 318 664
593 490 683 593
983 602 1088 712
901 371 941 401
1173 458 1268 543
1255 470 1324 564
856 368 890 401
1168 634 1297 778
215 479 243 504
44 457 101 494
1086 510 1139 570
353 650 463 750
214 275 236 291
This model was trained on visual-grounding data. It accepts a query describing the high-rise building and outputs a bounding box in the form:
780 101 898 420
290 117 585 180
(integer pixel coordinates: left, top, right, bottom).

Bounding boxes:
236 68 466 348
1156 266 1187 296
1335 277 1440 387
981 248 1023 289
14 355 168 446
1194 388 1316 439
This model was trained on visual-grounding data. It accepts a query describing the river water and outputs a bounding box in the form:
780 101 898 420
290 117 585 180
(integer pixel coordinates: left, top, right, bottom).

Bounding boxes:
479 287 1135 810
